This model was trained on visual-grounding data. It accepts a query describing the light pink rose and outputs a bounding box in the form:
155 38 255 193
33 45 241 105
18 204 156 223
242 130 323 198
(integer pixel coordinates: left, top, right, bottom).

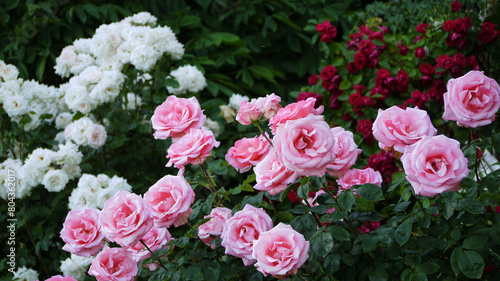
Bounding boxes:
326 127 362 177
252 223 309 277
144 175 195 228
99 190 154 248
269 97 324 134
273 114 336 177
225 134 271 173
401 135 469 196
220 204 273 266
126 225 172 262
442 70 500 127
60 208 104 258
88 246 138 281
372 106 437 153
253 149 298 195
253 93 282 119
45 275 77 281
166 127 220 169
198 207 233 249
151 96 207 140
337 168 383 193
236 100 262 125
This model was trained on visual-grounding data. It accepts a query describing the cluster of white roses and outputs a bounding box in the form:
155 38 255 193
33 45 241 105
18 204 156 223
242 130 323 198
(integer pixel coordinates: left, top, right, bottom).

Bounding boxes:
68 173 132 210
0 142 82 199
60 254 92 281
63 117 107 149
166 64 207 95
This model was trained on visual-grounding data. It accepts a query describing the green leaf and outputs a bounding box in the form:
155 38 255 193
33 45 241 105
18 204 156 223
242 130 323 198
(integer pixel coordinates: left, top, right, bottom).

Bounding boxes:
368 266 388 281
372 39 385 46
395 217 412 246
458 250 485 279
75 6 87 23
357 184 384 201
36 56 47 82
165 77 180 88
459 198 484 214
324 254 341 275
312 232 334 257
339 80 352 91
297 178 310 200
444 199 457 220
352 74 363 85
328 225 350 241
462 236 487 250
338 191 355 211
208 159 228 175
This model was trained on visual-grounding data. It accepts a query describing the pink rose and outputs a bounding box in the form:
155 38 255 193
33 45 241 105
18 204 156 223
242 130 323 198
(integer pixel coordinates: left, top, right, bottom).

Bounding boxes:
198 207 233 249
326 127 362 177
151 96 207 140
273 114 336 177
252 223 309 277
442 70 500 127
253 93 282 119
225 134 271 173
166 127 220 169
236 100 262 125
401 135 469 196
220 204 273 266
337 168 383 193
269 97 324 134
253 149 298 195
99 190 154 248
88 246 138 281
60 207 104 257
126 225 172 262
144 175 195 228
372 106 437 153
45 276 77 281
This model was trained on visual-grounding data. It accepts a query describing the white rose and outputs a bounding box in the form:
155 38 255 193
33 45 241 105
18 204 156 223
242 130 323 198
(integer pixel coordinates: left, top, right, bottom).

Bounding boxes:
86 124 107 148
55 112 74 129
228 93 250 110
3 95 29 117
2 64 19 81
60 254 92 281
42 169 69 192
12 266 38 281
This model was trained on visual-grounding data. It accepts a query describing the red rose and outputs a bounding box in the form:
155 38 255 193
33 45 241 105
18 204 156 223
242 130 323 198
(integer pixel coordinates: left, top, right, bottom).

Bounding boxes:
354 52 366 69
308 74 319 85
320 65 337 81
320 33 332 43
349 93 362 107
358 40 375 55
415 47 426 59
369 31 384 41
346 62 358 74
467 55 479 70
399 44 409 55
354 84 366 94
453 53 466 68
416 23 429 33
451 0 462 12
443 20 456 32
419 63 434 75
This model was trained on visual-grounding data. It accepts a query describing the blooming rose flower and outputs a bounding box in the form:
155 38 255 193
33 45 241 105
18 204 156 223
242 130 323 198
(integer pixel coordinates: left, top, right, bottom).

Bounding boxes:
236 100 262 125
401 135 469 196
252 223 309 277
45 275 77 281
269 98 324 134
99 190 154 248
198 207 233 249
126 225 172 262
442 71 500 128
88 246 137 281
372 106 437 153
337 168 383 193
326 127 362 177
220 204 273 266
86 124 107 149
273 114 336 177
166 127 220 169
254 93 282 119
151 96 206 140
253 149 299 195
60 208 104 258
144 174 195 228
225 134 271 173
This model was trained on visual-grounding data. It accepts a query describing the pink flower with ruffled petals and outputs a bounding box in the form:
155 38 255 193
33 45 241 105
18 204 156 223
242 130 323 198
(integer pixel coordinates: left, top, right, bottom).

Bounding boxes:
337 168 383 194
198 207 233 249
60 207 104 258
326 127 362 177
88 246 137 281
166 127 220 169
253 149 298 195
225 134 271 173
269 97 324 134
126 225 172 263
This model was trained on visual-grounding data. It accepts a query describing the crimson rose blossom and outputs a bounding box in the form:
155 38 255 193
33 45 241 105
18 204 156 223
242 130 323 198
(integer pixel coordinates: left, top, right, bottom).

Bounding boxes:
252 223 309 277
253 149 299 195
220 204 273 266
166 127 220 169
225 134 271 173
151 96 206 140
442 71 500 127
144 175 195 228
99 190 154 248
60 208 105 258
198 207 233 249
88 246 138 281
401 135 469 196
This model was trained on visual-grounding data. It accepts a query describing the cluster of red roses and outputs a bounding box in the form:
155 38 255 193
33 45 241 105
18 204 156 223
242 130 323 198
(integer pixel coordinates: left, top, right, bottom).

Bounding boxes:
346 25 389 74
315 20 337 43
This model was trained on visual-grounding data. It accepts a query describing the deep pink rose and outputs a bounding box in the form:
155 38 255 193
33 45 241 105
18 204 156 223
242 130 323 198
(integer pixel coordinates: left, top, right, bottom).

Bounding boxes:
60 208 104 258
45 276 77 281
451 0 462 11
225 134 271 173
126 225 172 262
269 97 324 134
401 135 469 196
151 96 206 140
144 175 195 228
326 127 362 177
220 204 273 266
236 100 262 125
308 74 319 85
372 106 437 153
166 127 220 169
254 93 282 119
337 168 383 193
198 207 233 249
99 190 154 248
252 223 309 277
442 71 500 127
88 246 138 281
253 149 299 195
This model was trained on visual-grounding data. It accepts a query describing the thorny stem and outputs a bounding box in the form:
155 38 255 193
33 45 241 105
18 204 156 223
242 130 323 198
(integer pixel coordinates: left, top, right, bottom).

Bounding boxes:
199 164 221 205
140 240 169 271
254 122 273 147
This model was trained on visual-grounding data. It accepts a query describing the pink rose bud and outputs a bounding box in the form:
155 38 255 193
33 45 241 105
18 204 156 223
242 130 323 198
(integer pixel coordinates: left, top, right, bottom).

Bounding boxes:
273 114 336 177
151 95 207 140
198 207 233 249
269 97 324 134
88 246 138 281
401 135 469 197
253 149 298 195
372 106 437 153
252 223 309 277
253 93 282 119
126 225 172 263
220 204 273 266
144 175 195 228
225 134 271 173
60 208 105 258
99 190 154 248
442 71 500 128
337 168 383 194
236 100 262 125
326 127 362 178
166 127 220 169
